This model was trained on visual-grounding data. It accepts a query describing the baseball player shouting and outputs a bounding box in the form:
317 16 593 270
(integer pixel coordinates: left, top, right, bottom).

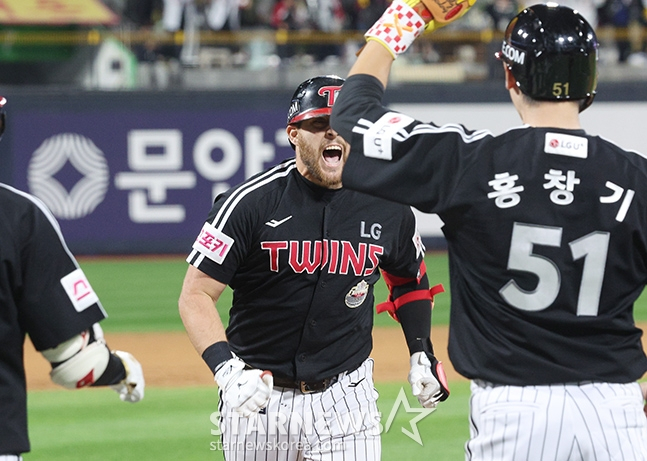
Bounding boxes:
331 2 647 459
179 75 448 460
0 96 145 460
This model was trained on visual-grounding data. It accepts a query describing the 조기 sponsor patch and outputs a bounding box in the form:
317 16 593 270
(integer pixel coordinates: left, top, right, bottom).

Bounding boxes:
193 222 234 264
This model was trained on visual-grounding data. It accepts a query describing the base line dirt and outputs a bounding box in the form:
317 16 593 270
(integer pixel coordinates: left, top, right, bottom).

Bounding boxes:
24 324 647 391
24 326 461 391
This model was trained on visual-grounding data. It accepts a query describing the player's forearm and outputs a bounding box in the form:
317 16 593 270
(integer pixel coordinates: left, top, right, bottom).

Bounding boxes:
179 292 228 356
348 40 394 89
178 266 229 356
397 300 433 354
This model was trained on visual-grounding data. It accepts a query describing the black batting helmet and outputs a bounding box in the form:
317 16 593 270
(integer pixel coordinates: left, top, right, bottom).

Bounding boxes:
496 3 598 112
286 75 345 125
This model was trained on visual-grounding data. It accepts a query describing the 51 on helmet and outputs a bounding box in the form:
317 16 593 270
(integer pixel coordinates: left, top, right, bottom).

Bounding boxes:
496 3 598 112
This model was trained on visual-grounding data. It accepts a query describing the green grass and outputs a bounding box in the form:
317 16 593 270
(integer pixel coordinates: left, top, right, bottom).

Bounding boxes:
80 252 647 332
79 253 452 333
22 254 647 460
78 256 189 332
24 382 471 461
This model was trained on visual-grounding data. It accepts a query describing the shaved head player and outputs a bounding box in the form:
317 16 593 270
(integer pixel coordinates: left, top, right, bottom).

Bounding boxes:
0 97 145 460
331 2 647 459
179 75 449 460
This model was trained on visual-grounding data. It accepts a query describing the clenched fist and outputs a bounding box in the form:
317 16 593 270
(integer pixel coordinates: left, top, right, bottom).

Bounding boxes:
215 358 273 417
408 351 450 408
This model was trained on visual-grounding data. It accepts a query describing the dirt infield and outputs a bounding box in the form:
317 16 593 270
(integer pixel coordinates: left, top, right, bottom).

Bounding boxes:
24 326 463 391
26 324 647 391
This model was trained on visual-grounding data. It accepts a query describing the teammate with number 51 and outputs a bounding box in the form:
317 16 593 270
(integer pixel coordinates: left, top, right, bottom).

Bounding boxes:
331 1 647 459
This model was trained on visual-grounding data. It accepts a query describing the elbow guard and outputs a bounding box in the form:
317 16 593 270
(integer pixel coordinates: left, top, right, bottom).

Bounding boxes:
42 325 111 389
377 261 444 322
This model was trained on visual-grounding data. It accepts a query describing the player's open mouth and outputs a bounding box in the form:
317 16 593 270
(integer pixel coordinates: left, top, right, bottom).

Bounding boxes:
322 145 342 166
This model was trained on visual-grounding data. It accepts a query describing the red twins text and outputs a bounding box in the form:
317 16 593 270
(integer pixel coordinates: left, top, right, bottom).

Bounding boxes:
261 240 384 275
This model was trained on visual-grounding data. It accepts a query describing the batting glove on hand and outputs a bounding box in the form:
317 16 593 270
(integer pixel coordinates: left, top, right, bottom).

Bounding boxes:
110 350 145 403
408 351 450 408
214 358 273 417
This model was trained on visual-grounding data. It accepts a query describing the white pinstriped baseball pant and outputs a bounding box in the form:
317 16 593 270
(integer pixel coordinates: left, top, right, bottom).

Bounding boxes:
217 358 381 461
467 380 647 461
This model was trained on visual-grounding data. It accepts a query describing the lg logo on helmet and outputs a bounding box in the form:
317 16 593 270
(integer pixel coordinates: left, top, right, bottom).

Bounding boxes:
501 43 525 65
318 86 342 107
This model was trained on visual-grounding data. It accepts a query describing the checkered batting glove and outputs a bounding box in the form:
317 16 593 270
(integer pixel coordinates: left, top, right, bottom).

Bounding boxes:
214 358 273 417
363 0 477 58
364 0 428 58
408 351 450 408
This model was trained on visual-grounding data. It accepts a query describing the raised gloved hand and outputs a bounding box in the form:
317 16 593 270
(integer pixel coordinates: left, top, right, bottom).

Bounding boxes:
408 351 450 408
409 0 477 33
110 350 145 403
364 0 477 58
214 358 273 417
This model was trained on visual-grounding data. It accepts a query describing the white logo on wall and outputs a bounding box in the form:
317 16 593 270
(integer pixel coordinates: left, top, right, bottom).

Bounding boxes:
27 133 109 219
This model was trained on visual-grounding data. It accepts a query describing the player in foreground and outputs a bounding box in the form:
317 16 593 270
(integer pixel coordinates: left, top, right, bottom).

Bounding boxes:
0 96 145 460
330 2 647 459
178 75 448 460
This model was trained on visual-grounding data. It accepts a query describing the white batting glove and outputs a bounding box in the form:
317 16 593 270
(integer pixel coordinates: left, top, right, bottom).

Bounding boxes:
408 351 450 408
214 358 273 417
110 350 145 403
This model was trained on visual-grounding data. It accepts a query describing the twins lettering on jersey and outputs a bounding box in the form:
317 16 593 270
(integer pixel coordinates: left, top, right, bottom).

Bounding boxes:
261 240 384 275
194 217 386 276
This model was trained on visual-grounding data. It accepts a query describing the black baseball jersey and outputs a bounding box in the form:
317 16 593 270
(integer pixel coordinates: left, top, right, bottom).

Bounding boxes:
331 74 647 386
0 184 106 455
186 158 425 382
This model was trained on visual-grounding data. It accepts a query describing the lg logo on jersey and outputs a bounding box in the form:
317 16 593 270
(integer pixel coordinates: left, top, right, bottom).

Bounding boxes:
360 221 382 240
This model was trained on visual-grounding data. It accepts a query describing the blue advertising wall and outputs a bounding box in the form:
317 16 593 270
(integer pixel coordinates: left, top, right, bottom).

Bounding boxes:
2 81 645 255
3 89 297 254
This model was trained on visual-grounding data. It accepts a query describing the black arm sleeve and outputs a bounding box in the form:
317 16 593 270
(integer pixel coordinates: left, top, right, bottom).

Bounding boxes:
392 277 434 355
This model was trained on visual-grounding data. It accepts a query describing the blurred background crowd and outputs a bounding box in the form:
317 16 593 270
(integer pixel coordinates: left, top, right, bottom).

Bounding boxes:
0 0 644 89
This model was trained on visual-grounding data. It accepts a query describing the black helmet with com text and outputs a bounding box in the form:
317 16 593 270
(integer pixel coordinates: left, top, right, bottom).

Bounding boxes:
496 3 598 112
286 75 345 125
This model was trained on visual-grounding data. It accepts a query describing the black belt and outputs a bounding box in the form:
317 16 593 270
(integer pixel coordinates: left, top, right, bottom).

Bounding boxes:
272 375 339 394
244 362 362 394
